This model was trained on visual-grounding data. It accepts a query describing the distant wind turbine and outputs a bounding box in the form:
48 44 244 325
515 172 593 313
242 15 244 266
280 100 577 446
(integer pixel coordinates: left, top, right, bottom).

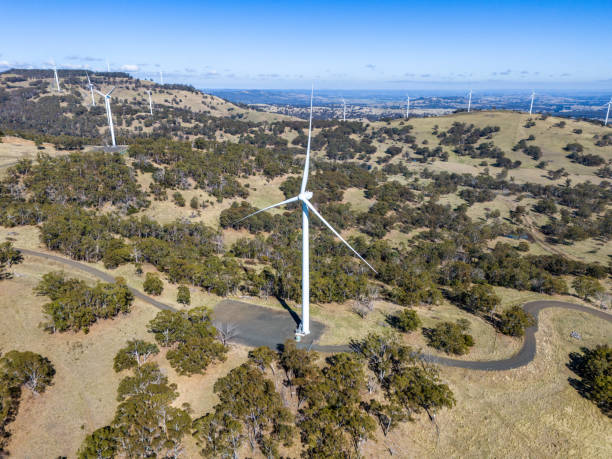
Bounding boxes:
405 95 410 119
234 87 377 337
52 60 61 92
605 98 611 126
159 70 164 85
529 91 535 115
148 90 154 115
96 87 116 146
467 89 472 113
86 73 95 106
106 59 110 72
342 98 346 122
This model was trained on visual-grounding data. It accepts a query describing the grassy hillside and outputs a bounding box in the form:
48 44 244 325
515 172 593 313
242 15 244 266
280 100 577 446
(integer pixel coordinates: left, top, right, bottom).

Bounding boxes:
0 82 610 457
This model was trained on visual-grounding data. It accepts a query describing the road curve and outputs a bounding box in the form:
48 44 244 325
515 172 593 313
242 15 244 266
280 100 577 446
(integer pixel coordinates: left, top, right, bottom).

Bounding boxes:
19 248 177 312
421 301 612 370
18 248 611 371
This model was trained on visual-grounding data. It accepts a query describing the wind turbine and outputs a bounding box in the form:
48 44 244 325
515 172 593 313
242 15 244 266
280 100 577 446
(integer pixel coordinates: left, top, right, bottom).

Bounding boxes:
86 73 95 106
234 87 377 337
106 59 110 72
51 60 61 92
96 87 116 146
148 90 154 115
405 95 410 119
159 70 164 85
467 89 472 113
529 91 535 115
342 98 346 122
605 98 611 126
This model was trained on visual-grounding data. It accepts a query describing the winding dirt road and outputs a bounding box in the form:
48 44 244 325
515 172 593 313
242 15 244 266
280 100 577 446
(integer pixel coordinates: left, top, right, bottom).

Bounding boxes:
19 248 611 371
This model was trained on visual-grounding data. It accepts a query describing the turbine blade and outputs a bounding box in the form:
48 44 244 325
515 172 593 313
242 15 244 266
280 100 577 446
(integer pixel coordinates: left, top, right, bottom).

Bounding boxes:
107 86 116 96
232 196 300 225
300 85 314 194
95 89 105 97
304 200 377 273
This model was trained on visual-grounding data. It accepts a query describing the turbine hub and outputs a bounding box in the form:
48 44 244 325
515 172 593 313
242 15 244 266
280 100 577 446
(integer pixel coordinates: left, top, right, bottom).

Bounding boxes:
298 191 313 201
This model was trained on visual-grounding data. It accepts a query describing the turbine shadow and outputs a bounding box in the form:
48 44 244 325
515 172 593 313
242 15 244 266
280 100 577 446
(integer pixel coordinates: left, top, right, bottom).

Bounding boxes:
275 296 301 327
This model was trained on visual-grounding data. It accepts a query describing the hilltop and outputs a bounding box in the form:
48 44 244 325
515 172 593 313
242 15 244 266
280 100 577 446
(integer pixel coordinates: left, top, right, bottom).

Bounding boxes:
0 69 294 145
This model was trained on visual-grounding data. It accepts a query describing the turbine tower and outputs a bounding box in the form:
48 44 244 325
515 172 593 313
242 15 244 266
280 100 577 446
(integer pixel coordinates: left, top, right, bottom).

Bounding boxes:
342 98 346 122
605 98 611 126
529 91 535 115
148 90 154 115
467 89 472 113
86 73 95 106
235 87 377 337
52 60 61 92
106 59 110 72
96 87 116 147
405 95 410 119
159 70 164 85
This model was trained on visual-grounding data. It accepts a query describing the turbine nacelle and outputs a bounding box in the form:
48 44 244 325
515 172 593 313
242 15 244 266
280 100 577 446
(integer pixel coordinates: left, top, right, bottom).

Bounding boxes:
298 191 313 201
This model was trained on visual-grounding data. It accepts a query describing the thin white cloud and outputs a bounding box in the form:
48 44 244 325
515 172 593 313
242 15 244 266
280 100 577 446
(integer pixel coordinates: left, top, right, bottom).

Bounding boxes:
365 64 376 70
121 64 140 71
0 60 10 67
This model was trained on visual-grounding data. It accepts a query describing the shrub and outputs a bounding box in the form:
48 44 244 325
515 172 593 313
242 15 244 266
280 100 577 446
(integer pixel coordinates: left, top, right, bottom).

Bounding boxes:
172 191 185 207
425 320 474 355
177 285 191 305
389 309 422 333
143 272 163 295
497 305 535 337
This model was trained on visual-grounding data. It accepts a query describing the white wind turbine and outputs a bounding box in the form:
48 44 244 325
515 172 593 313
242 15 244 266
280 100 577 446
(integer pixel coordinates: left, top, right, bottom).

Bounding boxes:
86 73 96 106
529 91 535 115
234 88 377 337
51 60 61 92
96 87 116 146
405 95 410 119
106 59 110 72
605 98 611 126
148 90 154 115
467 89 472 113
159 70 164 85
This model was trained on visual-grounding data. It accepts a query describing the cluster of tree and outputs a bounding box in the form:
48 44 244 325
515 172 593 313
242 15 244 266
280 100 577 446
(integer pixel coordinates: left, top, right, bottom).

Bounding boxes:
513 138 543 160
0 351 55 455
35 271 133 333
541 210 612 243
567 344 611 416
129 137 299 200
79 343 190 458
352 333 455 436
0 242 22 280
566 151 606 167
437 122 500 147
148 307 227 375
4 151 148 211
193 359 294 457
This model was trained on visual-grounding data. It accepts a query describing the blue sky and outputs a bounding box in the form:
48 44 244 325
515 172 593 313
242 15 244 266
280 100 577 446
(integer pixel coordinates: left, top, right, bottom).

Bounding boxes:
1 0 611 89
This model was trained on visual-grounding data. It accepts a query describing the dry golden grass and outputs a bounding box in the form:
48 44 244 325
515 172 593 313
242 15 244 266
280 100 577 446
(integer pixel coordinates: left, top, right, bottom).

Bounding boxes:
1 227 610 457
0 136 65 177
0 254 159 457
361 307 612 458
